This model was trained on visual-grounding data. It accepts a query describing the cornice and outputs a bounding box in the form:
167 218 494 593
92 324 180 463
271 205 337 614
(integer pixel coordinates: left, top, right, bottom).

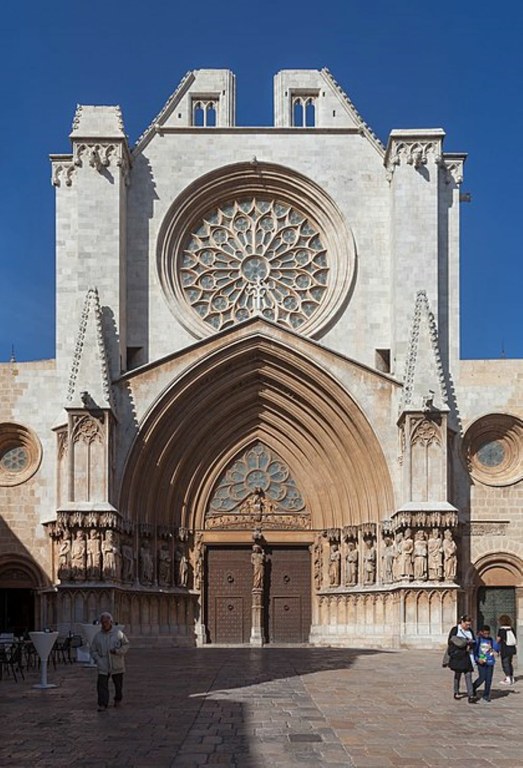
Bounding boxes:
51 141 132 186
384 129 445 180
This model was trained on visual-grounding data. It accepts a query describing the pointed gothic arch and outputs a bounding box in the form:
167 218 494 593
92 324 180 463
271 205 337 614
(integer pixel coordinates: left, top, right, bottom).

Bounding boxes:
119 330 395 532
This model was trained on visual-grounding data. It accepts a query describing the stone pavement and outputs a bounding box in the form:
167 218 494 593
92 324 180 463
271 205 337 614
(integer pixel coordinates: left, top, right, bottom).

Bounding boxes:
0 646 521 768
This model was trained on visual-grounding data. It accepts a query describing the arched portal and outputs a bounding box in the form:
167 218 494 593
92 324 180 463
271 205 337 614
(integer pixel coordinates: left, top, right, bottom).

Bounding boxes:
472 552 523 636
120 330 394 532
119 328 395 644
0 556 46 634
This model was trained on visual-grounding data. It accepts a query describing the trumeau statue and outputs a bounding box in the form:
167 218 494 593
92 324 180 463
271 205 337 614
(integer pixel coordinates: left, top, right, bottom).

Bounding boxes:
251 543 265 590
345 541 358 586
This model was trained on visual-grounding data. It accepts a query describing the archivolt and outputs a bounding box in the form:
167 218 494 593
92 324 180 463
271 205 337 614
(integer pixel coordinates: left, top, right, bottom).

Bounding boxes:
119 335 394 531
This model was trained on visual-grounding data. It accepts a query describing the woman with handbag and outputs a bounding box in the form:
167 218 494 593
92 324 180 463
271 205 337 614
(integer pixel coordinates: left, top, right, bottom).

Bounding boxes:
447 615 476 703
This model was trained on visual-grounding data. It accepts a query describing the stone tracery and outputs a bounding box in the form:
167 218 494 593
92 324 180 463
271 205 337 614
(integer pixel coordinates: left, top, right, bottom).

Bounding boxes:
180 198 329 332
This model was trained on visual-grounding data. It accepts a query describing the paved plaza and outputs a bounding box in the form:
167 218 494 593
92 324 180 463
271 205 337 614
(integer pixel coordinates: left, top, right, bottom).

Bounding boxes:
0 646 521 767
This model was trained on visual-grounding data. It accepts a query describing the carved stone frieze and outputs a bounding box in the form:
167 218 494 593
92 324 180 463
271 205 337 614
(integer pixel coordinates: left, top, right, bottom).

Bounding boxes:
386 140 439 179
468 521 509 536
205 511 310 530
72 142 130 183
391 510 458 530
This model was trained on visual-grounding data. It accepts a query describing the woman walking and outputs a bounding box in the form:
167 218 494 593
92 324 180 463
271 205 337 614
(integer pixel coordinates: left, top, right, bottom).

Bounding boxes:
447 615 476 703
497 614 517 685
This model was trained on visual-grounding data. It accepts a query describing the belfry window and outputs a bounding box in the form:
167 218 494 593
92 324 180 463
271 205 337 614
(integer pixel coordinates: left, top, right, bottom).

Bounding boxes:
192 99 218 127
291 95 316 127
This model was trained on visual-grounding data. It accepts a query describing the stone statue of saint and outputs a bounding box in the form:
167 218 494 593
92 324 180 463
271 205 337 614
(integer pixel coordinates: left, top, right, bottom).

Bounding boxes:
443 529 457 581
71 530 87 580
174 545 188 587
58 533 72 580
428 529 443 581
363 540 376 585
392 531 403 582
345 541 358 586
251 543 265 590
122 542 134 582
381 536 394 584
102 530 121 580
158 543 171 586
401 528 414 580
413 530 428 581
87 529 102 580
328 543 341 587
140 540 154 584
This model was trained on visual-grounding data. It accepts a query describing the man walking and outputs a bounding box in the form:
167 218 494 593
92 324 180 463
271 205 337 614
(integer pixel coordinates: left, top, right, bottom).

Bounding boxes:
91 612 130 711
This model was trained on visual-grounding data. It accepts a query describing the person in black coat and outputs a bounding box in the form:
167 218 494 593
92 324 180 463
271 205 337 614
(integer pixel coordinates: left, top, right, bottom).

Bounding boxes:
448 615 476 702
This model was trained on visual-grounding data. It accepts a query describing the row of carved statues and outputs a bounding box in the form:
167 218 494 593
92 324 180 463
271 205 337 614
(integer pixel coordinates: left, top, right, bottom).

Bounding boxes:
316 527 458 589
55 528 192 588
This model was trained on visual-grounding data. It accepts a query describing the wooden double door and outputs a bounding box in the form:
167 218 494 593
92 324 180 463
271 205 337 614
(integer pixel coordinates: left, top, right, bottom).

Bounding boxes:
206 545 311 644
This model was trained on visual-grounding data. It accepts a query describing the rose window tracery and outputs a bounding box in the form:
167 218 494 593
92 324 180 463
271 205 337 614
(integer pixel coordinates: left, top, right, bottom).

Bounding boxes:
0 446 29 472
180 198 329 332
209 442 305 516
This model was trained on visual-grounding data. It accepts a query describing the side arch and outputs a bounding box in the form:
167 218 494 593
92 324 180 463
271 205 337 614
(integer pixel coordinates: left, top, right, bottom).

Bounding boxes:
469 551 523 587
119 334 395 531
0 554 49 589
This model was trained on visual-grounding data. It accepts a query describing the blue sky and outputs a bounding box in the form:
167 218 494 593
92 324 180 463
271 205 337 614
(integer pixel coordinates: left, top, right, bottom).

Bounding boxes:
1 1 521 361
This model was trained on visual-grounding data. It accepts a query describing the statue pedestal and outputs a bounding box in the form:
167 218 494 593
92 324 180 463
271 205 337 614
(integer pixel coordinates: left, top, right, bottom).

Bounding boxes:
250 588 264 647
29 632 59 689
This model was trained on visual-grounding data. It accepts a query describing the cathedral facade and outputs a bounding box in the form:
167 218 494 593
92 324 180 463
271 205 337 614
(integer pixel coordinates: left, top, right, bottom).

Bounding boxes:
1 69 522 647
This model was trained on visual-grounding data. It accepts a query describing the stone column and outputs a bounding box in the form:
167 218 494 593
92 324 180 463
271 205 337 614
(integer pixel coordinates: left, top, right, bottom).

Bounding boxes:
250 588 264 647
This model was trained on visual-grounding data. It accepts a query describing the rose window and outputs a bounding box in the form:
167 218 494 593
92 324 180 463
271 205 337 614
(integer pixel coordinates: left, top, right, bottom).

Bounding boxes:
209 442 305 515
180 198 329 332
0 446 29 472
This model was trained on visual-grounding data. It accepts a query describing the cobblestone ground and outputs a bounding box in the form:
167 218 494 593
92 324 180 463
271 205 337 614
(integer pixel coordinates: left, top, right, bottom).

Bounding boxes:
0 647 521 767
